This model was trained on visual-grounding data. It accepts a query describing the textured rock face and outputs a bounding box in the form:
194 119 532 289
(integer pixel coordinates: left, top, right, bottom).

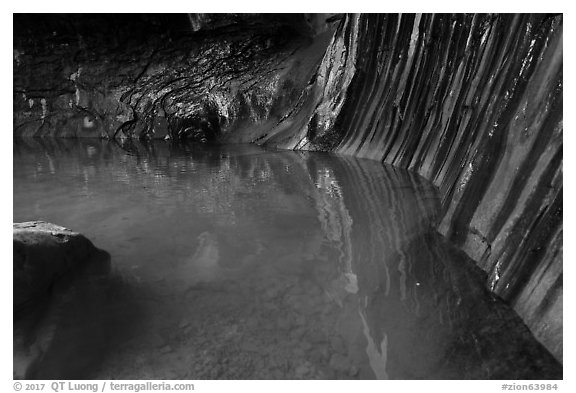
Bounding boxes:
13 221 110 313
260 14 563 362
13 14 335 141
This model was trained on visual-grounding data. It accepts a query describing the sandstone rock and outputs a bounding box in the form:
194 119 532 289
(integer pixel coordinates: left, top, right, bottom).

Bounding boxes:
13 221 110 314
13 222 115 379
13 14 332 141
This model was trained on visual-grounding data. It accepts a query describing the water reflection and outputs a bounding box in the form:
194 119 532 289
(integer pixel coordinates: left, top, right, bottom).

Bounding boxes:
13 138 561 379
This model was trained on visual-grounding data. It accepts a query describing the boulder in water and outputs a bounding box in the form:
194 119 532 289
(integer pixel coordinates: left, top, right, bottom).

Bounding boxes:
13 221 111 313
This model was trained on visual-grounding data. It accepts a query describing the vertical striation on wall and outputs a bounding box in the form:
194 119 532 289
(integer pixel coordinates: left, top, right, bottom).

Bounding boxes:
261 13 563 362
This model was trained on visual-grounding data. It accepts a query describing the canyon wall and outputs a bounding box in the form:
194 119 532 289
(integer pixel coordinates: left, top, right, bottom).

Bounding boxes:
13 14 335 142
13 13 563 362
260 13 563 362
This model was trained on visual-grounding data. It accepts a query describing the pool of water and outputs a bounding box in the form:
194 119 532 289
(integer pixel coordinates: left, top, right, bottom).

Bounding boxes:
13 138 561 380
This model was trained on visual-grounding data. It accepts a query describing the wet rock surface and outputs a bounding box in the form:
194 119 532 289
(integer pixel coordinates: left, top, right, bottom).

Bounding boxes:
13 14 335 141
13 221 136 380
13 221 110 312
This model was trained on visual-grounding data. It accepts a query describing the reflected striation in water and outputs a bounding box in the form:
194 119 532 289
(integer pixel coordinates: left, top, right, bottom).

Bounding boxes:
13 138 561 380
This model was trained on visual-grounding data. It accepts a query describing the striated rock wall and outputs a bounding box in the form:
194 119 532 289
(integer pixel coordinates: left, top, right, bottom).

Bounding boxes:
260 13 563 362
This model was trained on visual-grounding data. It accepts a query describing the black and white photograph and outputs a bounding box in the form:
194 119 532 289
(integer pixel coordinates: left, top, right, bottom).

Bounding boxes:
9 2 566 387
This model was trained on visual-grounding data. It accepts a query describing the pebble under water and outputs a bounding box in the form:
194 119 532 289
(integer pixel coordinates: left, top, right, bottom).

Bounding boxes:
13 138 561 380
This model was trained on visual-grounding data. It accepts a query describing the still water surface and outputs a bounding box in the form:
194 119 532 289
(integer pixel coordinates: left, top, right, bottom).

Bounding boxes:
13 139 561 379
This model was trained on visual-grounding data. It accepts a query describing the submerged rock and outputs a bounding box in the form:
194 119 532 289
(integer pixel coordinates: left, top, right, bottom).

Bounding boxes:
13 221 111 313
